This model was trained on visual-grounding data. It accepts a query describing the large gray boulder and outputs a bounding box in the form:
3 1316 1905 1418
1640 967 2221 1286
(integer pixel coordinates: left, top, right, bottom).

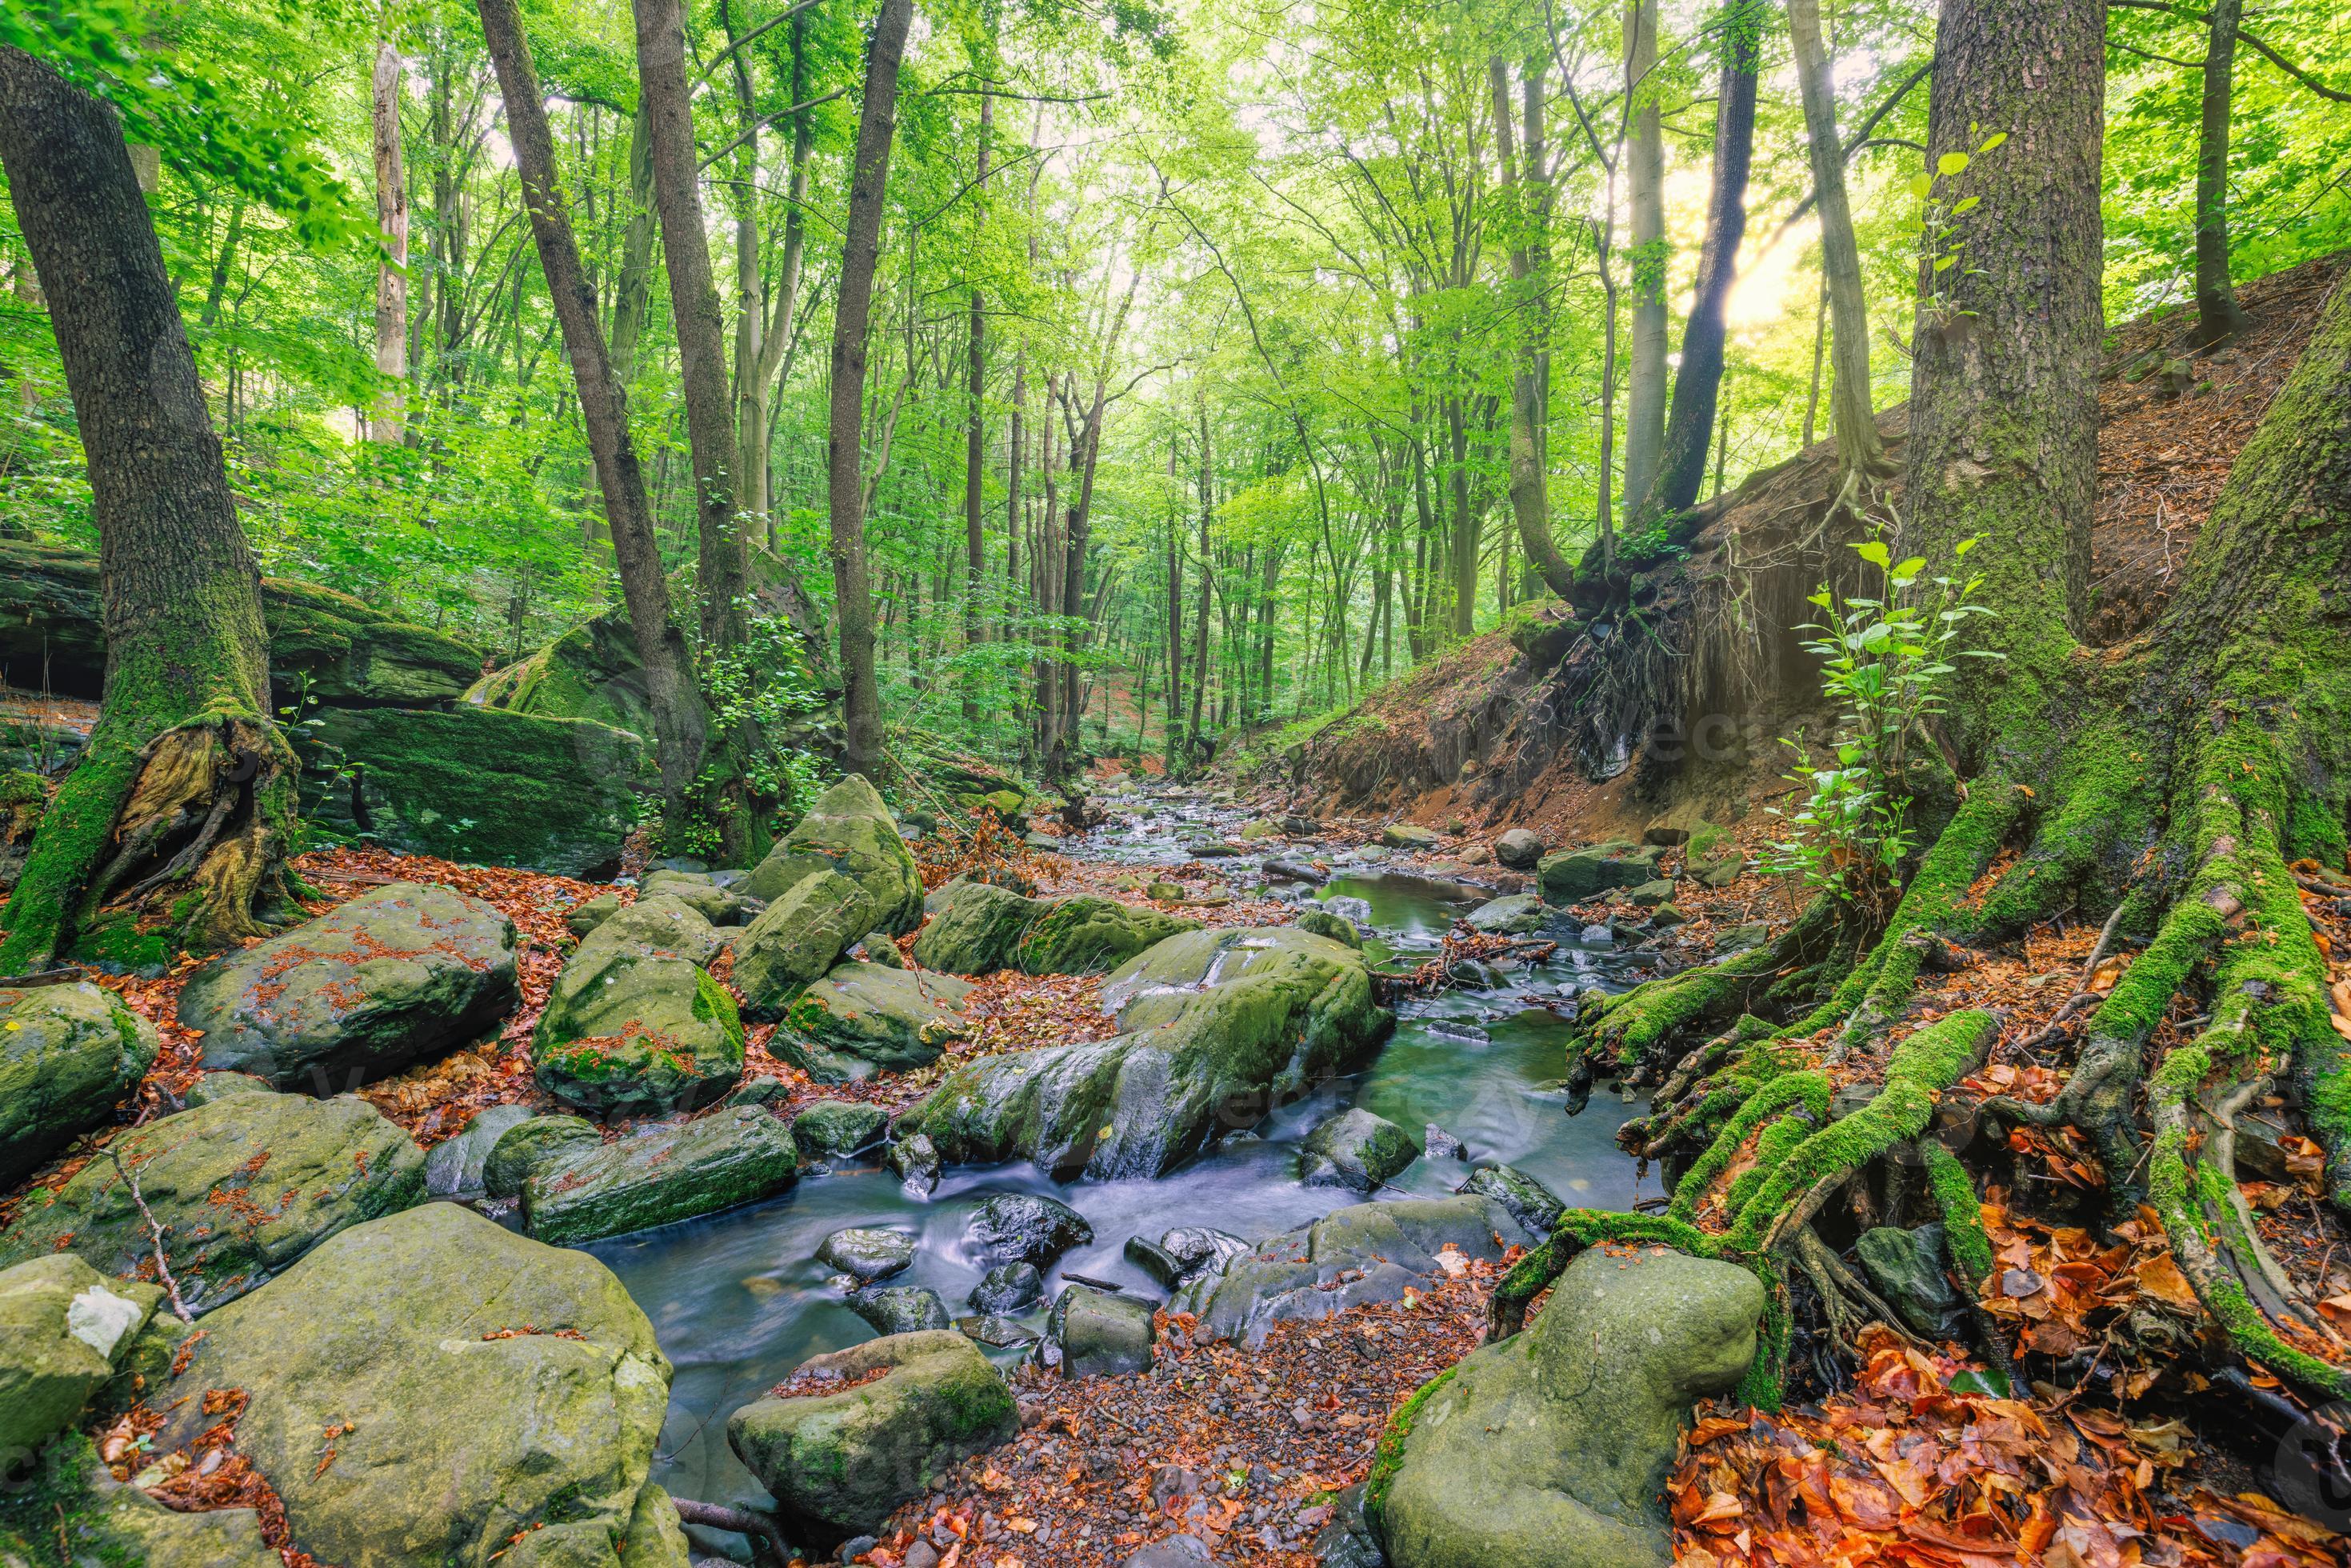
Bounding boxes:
727 1330 1018 1546
0 981 157 1188
908 879 1047 974
534 895 744 1116
1042 1286 1157 1378
178 882 518 1093
1171 1197 1527 1346
152 1202 687 1568
734 870 879 1019
0 1436 279 1567
1298 1108 1418 1191
0 1254 161 1463
1492 829 1545 869
0 1090 423 1312
1536 842 1665 903
1465 894 1546 936
787 962 972 1071
746 774 924 934
1013 896 1200 976
1374 1246 1763 1568
894 926 1391 1180
966 1192 1094 1268
520 1106 798 1245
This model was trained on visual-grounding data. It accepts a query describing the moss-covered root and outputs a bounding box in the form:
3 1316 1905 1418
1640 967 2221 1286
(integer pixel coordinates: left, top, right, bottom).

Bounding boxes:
0 710 297 971
1918 1138 2023 1389
1484 1210 1716 1341
1577 895 1845 1071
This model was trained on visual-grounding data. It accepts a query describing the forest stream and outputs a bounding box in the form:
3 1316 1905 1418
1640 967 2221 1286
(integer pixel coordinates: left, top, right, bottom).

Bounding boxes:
598 788 1657 1512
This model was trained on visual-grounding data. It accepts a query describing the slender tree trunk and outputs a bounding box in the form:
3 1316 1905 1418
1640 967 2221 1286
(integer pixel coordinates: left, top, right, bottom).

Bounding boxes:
634 0 749 650
963 92 992 722
1188 406 1212 758
371 40 410 443
2190 0 2252 346
1787 0 1885 485
1621 0 1669 508
0 48 295 970
1164 442 1182 774
610 106 657 383
198 198 244 330
1802 269 1828 447
478 0 704 820
1447 392 1477 634
826 0 914 779
1491 54 1575 598
1639 3 1760 524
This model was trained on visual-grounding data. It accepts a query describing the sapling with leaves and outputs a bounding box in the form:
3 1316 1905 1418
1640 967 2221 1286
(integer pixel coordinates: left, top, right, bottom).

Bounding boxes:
1763 533 2001 914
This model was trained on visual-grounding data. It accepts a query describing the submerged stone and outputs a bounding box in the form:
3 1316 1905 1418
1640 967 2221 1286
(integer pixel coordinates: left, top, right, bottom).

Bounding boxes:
848 1286 953 1335
966 1192 1094 1268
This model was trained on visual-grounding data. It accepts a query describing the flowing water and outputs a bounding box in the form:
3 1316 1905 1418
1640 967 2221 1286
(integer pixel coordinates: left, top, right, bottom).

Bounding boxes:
591 791 1660 1511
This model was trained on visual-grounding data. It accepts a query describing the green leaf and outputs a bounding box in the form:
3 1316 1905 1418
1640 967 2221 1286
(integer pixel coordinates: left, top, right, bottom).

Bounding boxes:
1933 254 1957 272
1937 151 1970 178
1907 172 1934 199
1853 540 1892 570
1951 195 1981 214
1975 131 2008 155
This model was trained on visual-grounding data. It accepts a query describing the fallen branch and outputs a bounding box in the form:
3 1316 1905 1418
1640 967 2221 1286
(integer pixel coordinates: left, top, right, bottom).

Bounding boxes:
107 1146 192 1324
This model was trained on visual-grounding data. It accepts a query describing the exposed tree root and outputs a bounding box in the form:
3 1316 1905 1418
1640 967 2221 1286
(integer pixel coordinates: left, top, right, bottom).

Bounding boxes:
0 710 298 972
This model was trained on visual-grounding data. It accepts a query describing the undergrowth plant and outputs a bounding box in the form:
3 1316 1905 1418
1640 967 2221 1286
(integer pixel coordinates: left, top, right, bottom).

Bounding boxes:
1763 531 2000 911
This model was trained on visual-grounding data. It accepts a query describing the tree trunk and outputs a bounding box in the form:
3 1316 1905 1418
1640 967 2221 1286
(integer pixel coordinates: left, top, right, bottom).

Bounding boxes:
1897 0 2105 755
610 106 657 383
477 0 705 822
2190 0 2252 346
1164 443 1182 775
1621 0 1668 509
634 0 749 650
1188 403 1212 759
1490 54 1575 599
827 0 914 779
1446 392 1477 634
370 40 410 443
1786 0 1885 486
1637 5 1759 525
0 48 296 970
963 91 992 722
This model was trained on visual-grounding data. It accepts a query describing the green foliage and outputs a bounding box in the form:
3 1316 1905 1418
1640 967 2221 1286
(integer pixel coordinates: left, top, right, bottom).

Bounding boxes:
1764 531 2000 910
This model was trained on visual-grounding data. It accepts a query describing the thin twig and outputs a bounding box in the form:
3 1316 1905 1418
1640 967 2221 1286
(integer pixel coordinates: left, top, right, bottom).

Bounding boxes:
108 1146 192 1323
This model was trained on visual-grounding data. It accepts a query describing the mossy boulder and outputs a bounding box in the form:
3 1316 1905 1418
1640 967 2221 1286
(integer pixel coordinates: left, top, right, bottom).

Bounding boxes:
638 868 758 926
1625 878 1676 908
482 1113 602 1200
534 896 745 1117
0 981 157 1188
0 1091 423 1313
294 705 645 877
1535 842 1665 903
1299 1108 1419 1191
747 774 923 934
1293 908 1362 948
1465 894 1546 936
817 1226 916 1285
1014 896 1200 976
1381 823 1442 850
1171 1196 1526 1346
1855 1224 1966 1341
1492 829 1545 869
908 879 1047 974
422 1103 536 1200
567 890 622 937
895 926 1391 1180
734 871 880 1019
726 1330 1018 1546
1454 1163 1566 1240
178 882 519 1094
791 1099 889 1162
520 1106 798 1246
0 1254 160 1463
787 962 973 1071
0 537 479 707
151 1202 685 1568
1373 1246 1764 1568
464 607 661 738
849 1286 952 1335
0 1434 278 1567
1043 1286 1157 1378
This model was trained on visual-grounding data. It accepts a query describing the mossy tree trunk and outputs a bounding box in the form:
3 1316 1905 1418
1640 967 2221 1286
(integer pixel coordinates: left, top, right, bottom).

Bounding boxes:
1549 0 2351 1408
0 49 298 971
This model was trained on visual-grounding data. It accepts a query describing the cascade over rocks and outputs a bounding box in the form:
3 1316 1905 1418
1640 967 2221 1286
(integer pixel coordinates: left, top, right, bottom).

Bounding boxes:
0 1089 422 1311
894 925 1390 1179
177 880 519 1091
0 980 156 1187
534 894 745 1116
1373 1246 1764 1568
727 1330 1018 1546
152 1202 687 1568
519 1105 799 1245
